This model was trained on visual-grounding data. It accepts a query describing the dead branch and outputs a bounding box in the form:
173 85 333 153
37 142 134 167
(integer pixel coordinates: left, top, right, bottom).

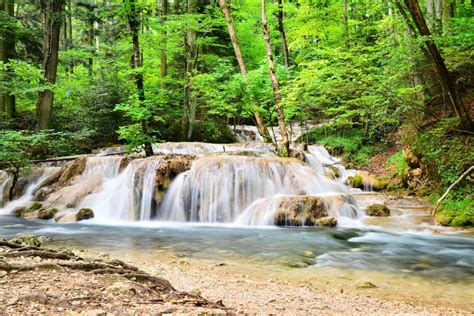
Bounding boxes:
433 166 474 214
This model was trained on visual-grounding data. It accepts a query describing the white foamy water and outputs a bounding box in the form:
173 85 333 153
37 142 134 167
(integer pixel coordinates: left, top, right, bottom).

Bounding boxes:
77 157 161 221
0 167 59 214
158 155 361 224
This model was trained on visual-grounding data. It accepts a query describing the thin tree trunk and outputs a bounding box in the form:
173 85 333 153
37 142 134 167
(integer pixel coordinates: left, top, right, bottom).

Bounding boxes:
404 0 473 131
218 0 271 142
125 0 153 156
160 0 168 89
1 0 16 120
185 0 197 140
261 0 289 156
36 0 65 131
277 0 290 69
343 0 349 48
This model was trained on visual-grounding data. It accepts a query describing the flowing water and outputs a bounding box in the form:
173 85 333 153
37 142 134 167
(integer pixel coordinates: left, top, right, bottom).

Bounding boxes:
0 134 473 307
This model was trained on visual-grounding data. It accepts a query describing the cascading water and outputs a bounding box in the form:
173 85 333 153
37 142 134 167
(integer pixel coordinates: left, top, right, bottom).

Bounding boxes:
76 157 162 221
157 155 360 224
305 145 357 183
0 167 59 214
0 171 10 205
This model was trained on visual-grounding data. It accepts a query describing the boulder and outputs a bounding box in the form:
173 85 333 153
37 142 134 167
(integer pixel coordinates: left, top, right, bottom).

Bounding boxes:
315 216 338 227
76 208 94 221
365 204 390 217
274 196 328 226
38 208 58 220
9 235 41 247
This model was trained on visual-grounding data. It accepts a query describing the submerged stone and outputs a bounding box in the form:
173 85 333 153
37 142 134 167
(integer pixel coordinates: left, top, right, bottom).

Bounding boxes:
365 204 390 217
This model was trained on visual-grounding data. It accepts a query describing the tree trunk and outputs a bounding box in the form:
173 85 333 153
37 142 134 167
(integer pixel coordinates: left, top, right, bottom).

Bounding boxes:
0 0 16 120
261 0 290 156
159 0 168 89
404 0 473 131
342 0 349 48
218 0 271 142
277 0 290 69
125 0 153 156
185 0 197 140
36 0 65 131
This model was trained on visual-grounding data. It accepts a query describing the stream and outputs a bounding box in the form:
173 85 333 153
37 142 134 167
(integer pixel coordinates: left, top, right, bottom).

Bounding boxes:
0 135 473 308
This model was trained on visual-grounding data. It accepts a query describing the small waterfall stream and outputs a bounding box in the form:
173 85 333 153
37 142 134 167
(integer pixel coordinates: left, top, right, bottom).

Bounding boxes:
157 155 359 223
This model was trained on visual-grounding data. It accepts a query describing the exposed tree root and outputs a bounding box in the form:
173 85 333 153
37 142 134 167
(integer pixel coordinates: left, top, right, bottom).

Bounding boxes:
2 250 80 261
0 241 226 310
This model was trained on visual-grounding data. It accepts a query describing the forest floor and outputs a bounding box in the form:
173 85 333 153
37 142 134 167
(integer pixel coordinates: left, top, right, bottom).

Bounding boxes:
1 242 472 315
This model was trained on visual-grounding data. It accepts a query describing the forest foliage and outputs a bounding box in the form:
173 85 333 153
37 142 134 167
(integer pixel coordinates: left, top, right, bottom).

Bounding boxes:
0 0 473 222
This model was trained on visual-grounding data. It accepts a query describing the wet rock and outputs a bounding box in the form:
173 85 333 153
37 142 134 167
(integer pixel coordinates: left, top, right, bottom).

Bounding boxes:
274 196 328 226
34 156 88 201
76 208 94 221
55 212 78 223
365 204 390 217
9 235 41 247
303 251 316 258
287 261 310 268
315 216 338 227
154 154 195 205
347 175 363 189
13 202 43 217
355 281 377 289
13 206 27 217
38 208 58 220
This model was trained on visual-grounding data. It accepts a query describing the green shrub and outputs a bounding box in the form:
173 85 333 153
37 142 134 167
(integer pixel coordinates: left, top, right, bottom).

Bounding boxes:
435 198 474 227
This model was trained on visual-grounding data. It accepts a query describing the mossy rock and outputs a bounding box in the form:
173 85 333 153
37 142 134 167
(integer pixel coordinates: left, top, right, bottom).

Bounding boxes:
372 178 389 191
76 208 94 221
315 216 338 227
12 202 43 217
347 175 363 189
435 209 474 227
38 208 58 220
13 207 27 217
29 202 43 211
365 204 390 217
9 235 41 247
328 166 341 178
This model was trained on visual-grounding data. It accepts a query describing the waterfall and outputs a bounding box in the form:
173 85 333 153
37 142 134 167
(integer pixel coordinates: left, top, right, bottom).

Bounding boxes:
158 155 359 223
306 145 356 183
0 167 59 214
0 171 10 205
78 157 161 221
